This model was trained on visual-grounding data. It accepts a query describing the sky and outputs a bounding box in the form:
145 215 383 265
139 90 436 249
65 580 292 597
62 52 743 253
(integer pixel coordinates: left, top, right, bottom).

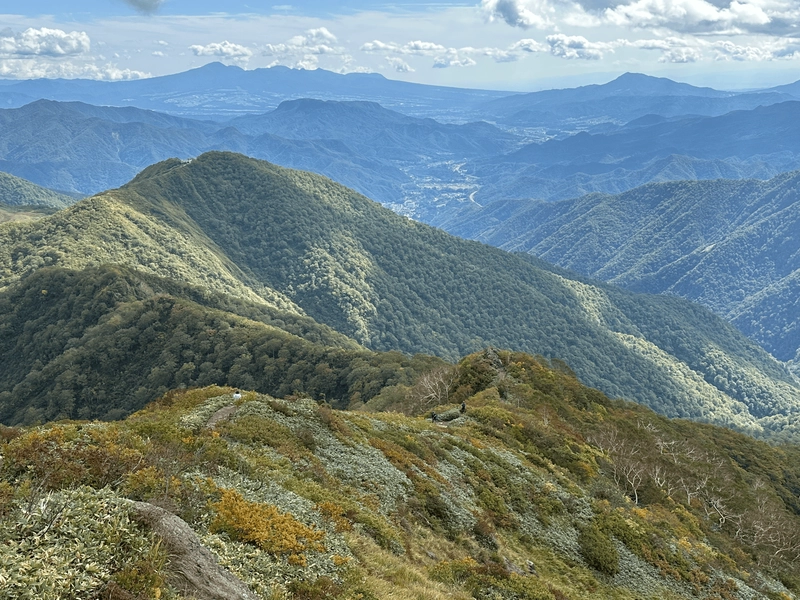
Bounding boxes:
2 0 800 91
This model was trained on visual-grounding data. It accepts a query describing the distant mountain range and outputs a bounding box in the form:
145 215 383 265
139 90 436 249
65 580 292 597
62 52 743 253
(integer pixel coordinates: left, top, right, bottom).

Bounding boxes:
3 65 799 128
5 87 800 218
463 100 800 205
480 72 797 130
1 152 798 439
0 62 511 121
442 172 800 372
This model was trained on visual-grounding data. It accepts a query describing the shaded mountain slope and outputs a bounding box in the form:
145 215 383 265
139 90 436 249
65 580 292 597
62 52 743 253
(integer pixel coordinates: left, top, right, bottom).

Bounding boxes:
460 101 800 207
4 151 788 437
507 101 800 166
0 99 409 200
442 173 800 366
0 170 77 208
463 153 796 206
0 264 437 425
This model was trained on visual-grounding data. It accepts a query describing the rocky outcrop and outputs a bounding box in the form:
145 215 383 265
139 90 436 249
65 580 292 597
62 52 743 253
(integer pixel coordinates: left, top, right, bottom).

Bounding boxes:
129 501 259 600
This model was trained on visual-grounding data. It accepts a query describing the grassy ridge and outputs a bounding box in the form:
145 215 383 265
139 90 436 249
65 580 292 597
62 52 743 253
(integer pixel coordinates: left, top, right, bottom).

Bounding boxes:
1 352 798 599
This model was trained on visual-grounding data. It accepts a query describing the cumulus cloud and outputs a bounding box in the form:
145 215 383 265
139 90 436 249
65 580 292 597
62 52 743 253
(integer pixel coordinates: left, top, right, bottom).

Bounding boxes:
509 38 547 53
546 33 620 59
386 56 414 72
122 0 164 14
624 34 800 62
771 40 800 59
433 55 478 68
601 0 793 34
0 27 90 57
712 39 791 60
480 0 555 29
361 40 447 56
189 41 253 63
0 58 147 80
264 27 345 57
362 37 550 67
295 54 319 70
631 37 703 62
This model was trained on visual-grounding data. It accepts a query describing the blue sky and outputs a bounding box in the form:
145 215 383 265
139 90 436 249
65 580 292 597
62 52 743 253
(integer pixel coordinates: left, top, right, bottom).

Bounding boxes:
3 0 800 90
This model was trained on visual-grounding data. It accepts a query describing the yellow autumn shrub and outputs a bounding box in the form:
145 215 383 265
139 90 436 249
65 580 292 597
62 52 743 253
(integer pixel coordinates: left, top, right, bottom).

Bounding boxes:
210 489 325 558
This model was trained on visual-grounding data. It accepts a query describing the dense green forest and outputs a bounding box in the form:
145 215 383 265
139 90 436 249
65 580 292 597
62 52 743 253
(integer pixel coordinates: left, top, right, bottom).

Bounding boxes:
1 152 799 438
2 351 799 599
0 265 441 424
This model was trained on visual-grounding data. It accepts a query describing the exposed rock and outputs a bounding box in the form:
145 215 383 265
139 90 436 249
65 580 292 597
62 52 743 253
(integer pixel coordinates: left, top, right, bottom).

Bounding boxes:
206 404 238 429
128 501 259 600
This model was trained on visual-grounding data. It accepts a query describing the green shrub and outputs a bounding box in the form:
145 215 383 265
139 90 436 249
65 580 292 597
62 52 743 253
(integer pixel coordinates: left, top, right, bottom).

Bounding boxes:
578 523 619 576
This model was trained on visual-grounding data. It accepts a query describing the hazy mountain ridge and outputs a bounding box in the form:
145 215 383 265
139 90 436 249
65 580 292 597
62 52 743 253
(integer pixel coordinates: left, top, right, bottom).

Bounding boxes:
2 152 798 439
0 98 509 213
0 62 513 121
229 98 519 160
480 72 797 128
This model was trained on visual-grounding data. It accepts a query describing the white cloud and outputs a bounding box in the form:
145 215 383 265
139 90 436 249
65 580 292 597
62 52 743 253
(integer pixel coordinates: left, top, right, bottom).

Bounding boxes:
264 27 345 57
295 54 319 70
189 41 253 63
362 37 550 67
433 55 478 68
712 39 791 60
631 36 703 62
546 33 619 59
602 0 786 34
152 50 166 57
480 0 555 29
386 56 415 72
624 34 800 62
361 40 448 56
509 38 547 53
659 46 702 62
0 27 90 57
0 58 147 80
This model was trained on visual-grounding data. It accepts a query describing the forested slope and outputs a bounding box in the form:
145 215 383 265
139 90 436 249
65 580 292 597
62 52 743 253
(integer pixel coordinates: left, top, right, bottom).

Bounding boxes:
0 264 440 424
443 173 800 366
2 152 796 436
0 171 76 208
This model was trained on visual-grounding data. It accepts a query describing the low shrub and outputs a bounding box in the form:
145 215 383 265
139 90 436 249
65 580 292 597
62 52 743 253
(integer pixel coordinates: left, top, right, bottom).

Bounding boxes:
578 523 619 576
210 488 325 563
